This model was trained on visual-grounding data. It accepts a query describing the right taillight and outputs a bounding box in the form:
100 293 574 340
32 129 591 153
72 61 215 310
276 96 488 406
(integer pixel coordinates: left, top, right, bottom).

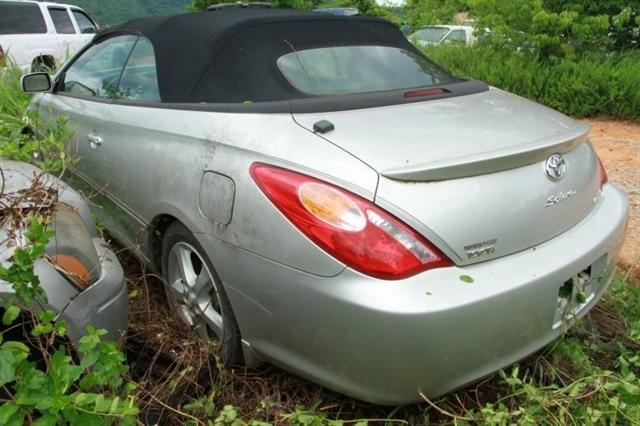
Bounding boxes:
596 155 608 187
250 163 452 280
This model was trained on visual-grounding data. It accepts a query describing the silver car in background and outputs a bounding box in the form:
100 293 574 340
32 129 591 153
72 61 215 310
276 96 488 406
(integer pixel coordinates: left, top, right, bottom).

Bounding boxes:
0 160 127 344
22 9 628 405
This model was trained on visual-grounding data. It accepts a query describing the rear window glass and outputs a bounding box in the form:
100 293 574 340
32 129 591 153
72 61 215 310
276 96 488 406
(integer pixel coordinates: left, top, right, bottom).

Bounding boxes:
72 9 97 34
277 45 457 96
412 27 449 42
0 2 46 35
49 8 76 34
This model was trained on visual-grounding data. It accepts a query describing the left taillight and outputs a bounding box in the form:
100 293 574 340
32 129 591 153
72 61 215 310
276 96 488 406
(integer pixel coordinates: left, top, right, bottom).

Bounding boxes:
596 155 608 187
250 163 452 280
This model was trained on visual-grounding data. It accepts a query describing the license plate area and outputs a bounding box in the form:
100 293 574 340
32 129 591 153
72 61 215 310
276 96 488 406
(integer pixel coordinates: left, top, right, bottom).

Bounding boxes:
552 254 608 329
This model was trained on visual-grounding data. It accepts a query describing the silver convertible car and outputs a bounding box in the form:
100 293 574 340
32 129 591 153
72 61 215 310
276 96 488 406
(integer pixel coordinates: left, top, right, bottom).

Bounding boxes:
22 9 628 404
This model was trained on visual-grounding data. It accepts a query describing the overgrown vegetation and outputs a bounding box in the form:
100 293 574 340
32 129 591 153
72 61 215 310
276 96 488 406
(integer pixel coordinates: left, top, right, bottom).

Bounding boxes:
406 0 640 120
425 44 640 120
64 0 192 26
0 67 138 424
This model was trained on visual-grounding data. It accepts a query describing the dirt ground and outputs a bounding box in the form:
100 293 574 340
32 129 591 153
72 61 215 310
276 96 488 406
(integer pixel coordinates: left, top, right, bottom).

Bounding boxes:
587 118 640 279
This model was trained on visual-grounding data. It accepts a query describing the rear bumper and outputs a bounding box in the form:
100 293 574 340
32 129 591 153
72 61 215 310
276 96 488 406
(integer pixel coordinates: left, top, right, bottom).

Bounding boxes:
204 183 629 405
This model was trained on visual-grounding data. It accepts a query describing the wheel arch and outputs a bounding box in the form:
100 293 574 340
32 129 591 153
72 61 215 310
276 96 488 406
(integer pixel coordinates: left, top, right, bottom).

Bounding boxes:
148 213 181 271
31 55 56 71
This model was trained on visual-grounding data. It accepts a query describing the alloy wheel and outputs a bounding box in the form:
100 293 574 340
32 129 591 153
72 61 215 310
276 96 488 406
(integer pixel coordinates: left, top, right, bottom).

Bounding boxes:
165 242 223 341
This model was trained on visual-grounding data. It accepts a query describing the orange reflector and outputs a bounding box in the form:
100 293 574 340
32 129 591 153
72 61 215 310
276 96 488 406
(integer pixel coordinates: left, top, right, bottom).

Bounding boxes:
52 255 91 287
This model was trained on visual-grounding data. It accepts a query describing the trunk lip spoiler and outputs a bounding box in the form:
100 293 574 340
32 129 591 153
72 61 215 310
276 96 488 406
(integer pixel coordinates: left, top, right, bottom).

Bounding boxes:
381 122 591 182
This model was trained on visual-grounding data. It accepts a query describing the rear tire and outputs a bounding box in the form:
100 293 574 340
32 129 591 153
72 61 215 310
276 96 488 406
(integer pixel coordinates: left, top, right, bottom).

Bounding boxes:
160 222 244 366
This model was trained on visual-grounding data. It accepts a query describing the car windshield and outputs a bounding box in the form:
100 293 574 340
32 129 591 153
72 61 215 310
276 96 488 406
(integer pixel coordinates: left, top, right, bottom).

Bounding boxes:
412 27 449 42
277 45 457 96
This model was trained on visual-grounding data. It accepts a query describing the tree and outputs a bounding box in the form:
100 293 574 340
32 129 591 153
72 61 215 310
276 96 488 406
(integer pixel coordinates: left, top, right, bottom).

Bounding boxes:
189 0 403 22
190 0 318 11
404 0 468 28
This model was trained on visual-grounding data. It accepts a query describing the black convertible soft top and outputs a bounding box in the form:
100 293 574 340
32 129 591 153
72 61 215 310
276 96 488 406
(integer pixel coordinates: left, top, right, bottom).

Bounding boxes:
99 10 416 103
97 9 487 109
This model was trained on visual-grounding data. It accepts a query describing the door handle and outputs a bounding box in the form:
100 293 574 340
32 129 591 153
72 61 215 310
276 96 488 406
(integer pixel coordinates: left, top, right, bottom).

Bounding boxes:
87 133 103 147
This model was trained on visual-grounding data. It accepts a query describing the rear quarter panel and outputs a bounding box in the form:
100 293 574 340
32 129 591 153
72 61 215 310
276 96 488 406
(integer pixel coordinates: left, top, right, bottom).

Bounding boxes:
98 104 379 277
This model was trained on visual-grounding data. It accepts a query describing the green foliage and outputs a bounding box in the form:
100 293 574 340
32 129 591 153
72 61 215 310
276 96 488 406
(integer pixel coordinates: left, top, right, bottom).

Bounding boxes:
424 43 640 121
468 0 616 58
405 0 468 27
189 0 400 22
65 0 192 26
0 66 73 172
0 218 138 424
189 0 321 12
405 0 639 54
0 217 52 305
0 324 138 425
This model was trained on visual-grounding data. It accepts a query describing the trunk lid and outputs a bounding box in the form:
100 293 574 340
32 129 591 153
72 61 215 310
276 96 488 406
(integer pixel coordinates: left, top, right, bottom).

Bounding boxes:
292 88 601 264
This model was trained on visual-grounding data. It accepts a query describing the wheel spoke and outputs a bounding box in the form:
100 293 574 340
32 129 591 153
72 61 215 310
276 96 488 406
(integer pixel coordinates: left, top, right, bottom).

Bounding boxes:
175 246 197 286
166 242 225 343
201 307 223 338
168 278 184 299
192 268 211 297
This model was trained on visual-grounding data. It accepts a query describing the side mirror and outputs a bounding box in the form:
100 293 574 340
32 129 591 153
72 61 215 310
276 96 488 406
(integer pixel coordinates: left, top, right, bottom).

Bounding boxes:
82 27 97 34
21 72 52 93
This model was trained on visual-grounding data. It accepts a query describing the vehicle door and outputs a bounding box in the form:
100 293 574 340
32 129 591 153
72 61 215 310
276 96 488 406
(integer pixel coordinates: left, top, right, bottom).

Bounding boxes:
442 29 467 45
37 35 138 189
98 36 163 247
44 6 78 62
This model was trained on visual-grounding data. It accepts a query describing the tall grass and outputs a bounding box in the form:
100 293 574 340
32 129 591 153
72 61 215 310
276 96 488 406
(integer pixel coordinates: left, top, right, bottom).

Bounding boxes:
425 45 640 121
0 65 72 171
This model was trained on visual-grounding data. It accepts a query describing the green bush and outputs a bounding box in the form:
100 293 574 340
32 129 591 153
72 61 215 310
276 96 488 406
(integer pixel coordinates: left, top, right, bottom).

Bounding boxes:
424 44 640 121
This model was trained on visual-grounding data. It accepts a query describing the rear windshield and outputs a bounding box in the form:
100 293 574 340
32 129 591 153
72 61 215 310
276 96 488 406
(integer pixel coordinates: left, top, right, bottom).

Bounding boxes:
277 45 457 96
0 2 46 35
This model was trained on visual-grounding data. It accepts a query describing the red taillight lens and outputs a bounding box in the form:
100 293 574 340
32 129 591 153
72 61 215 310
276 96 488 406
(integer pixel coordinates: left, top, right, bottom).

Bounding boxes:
597 155 608 186
250 163 452 280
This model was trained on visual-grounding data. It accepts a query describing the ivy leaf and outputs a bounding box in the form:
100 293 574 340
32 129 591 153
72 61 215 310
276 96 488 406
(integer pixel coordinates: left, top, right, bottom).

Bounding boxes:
0 351 16 387
33 414 57 426
78 334 100 353
2 306 20 326
0 402 20 425
459 274 475 284
80 351 100 370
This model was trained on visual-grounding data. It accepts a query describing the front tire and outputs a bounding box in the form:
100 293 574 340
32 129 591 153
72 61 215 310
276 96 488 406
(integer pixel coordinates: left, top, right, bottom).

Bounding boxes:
161 222 243 366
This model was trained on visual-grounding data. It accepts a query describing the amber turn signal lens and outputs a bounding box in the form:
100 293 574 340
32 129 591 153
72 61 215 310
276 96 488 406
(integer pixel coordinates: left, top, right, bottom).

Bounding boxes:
52 254 92 288
299 182 366 232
